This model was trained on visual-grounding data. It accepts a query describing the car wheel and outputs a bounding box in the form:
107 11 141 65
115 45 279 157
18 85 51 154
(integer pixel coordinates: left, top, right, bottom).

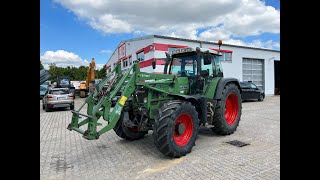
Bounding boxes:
42 104 45 110
70 104 74 110
45 105 50 112
258 94 264 101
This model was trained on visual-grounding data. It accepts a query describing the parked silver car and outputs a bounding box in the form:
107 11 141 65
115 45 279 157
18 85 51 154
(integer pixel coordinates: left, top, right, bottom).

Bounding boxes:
42 88 74 112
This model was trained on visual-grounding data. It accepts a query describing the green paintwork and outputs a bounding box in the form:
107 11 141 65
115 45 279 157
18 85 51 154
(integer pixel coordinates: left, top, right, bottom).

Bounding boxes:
204 77 221 98
67 48 233 140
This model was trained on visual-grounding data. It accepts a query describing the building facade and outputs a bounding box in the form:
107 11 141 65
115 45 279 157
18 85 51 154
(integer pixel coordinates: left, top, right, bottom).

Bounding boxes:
106 35 280 95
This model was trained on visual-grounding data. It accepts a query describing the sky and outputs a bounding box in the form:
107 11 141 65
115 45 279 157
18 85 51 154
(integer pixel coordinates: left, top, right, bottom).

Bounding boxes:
40 0 280 69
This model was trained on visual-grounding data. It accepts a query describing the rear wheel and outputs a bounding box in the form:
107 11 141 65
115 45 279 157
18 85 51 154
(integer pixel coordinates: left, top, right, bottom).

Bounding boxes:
211 83 242 135
113 111 148 140
70 104 74 110
45 105 50 112
153 100 199 158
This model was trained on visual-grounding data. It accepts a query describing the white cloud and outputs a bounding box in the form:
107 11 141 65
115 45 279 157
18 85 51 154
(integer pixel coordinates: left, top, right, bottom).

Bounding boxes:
40 50 105 70
247 39 280 49
99 49 113 54
222 38 280 49
95 64 105 70
54 0 279 48
40 50 88 68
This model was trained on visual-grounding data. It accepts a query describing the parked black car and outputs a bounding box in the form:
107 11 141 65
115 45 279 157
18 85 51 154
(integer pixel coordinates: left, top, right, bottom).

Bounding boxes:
240 81 265 101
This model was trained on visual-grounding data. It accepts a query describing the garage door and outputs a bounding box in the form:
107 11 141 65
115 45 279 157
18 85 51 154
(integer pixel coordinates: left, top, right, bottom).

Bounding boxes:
242 58 264 90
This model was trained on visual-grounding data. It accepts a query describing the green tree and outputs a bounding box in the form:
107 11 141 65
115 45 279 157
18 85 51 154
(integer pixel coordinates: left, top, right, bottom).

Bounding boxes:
96 66 106 79
40 61 44 70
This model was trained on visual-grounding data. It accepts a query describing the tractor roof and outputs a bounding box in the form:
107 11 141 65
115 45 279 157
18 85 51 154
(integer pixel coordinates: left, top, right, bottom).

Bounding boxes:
171 47 222 56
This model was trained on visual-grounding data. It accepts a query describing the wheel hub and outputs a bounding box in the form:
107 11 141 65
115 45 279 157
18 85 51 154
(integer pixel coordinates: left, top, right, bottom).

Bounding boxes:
224 93 239 125
173 113 193 146
175 123 186 135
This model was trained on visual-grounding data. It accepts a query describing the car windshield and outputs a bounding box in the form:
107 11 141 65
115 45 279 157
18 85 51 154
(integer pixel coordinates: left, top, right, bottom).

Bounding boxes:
170 54 197 77
49 89 69 95
40 86 47 91
60 78 69 85
250 83 258 89
240 82 250 89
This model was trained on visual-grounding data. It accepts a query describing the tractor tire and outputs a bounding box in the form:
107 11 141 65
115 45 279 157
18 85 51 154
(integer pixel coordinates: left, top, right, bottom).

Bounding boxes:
153 100 199 158
211 83 242 135
113 112 148 141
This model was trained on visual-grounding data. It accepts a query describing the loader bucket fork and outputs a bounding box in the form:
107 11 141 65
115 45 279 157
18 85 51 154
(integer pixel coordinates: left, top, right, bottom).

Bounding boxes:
67 62 139 140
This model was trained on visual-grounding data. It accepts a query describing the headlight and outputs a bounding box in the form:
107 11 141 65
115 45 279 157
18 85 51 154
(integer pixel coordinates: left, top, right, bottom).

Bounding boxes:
143 97 147 103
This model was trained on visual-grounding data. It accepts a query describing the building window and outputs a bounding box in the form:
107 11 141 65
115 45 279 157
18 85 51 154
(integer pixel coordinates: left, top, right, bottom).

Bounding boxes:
137 51 144 61
221 52 232 62
123 59 129 67
129 56 132 65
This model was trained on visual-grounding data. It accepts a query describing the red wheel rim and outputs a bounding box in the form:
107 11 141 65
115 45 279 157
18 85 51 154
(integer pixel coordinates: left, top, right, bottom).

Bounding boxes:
224 93 239 125
128 127 138 132
173 113 193 146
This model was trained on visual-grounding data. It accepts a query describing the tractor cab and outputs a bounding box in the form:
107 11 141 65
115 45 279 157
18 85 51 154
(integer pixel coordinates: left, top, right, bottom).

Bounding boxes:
164 47 223 94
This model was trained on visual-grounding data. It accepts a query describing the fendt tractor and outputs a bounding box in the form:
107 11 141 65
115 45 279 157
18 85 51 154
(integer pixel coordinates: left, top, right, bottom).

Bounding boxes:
67 41 242 158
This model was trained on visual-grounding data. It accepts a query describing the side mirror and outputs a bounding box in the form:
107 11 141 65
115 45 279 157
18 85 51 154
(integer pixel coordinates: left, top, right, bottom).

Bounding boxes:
152 59 156 69
164 52 171 74
203 53 212 65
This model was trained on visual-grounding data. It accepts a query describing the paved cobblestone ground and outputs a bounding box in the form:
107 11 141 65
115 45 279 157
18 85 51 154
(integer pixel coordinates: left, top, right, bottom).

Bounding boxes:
40 96 280 180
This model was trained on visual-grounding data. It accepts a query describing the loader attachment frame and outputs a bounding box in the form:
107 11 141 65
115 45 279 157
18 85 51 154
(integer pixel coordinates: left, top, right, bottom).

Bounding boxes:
67 63 138 140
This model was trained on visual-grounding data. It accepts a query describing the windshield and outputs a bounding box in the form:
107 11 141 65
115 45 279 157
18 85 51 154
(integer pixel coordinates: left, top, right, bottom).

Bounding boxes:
169 53 223 77
40 86 47 91
49 89 69 95
170 54 197 77
60 78 69 85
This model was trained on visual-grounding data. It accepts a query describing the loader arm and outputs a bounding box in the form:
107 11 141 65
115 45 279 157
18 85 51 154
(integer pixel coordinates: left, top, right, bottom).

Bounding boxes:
67 63 137 140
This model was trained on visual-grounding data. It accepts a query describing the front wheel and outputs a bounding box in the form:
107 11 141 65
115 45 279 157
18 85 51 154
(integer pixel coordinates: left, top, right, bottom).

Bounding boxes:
258 94 264 101
153 100 199 158
113 112 148 140
211 83 242 135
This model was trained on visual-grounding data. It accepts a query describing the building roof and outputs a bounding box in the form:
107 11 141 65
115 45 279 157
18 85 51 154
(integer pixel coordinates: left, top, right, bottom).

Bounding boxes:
121 35 280 53
107 34 280 64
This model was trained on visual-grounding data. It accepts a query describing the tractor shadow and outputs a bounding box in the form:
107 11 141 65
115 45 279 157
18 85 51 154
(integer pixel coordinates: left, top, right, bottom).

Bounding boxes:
198 126 221 137
111 126 221 159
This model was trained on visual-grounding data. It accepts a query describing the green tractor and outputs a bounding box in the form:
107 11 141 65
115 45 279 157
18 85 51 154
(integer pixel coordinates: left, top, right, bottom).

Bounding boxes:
67 41 242 158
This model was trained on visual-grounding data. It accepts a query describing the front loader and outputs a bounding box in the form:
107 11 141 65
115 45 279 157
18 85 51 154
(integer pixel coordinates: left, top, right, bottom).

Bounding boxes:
67 41 242 158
